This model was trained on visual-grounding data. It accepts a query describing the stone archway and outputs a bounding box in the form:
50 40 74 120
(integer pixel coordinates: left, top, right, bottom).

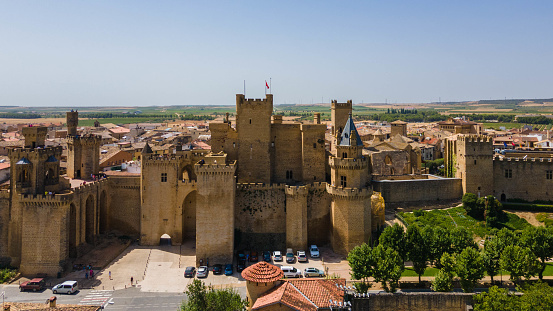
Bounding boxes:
85 195 95 244
99 190 109 234
69 203 77 258
179 165 196 181
500 193 506 202
182 191 197 241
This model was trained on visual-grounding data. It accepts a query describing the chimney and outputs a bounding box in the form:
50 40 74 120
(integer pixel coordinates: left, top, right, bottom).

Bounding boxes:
314 113 321 124
49 296 57 308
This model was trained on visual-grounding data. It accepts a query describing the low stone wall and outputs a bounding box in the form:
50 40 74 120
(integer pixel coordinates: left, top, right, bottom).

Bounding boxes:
353 292 473 311
373 175 462 204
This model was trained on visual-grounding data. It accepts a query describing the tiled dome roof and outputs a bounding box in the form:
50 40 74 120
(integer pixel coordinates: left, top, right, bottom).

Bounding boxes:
241 261 283 283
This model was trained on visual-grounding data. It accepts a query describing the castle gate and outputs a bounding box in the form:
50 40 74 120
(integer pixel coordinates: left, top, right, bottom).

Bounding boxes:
182 190 196 241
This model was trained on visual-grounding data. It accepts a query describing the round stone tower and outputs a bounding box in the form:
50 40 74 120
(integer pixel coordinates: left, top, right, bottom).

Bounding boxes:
241 261 283 310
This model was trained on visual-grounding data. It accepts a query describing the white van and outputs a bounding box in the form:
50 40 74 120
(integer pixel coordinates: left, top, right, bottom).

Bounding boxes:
52 280 78 294
281 266 301 278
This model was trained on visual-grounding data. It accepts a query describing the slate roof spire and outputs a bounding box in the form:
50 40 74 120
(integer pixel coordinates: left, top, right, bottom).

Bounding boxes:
339 113 363 147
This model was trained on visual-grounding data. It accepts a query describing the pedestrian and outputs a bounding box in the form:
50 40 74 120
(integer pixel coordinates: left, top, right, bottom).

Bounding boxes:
109 271 111 280
130 276 133 285
90 269 94 277
85 271 88 279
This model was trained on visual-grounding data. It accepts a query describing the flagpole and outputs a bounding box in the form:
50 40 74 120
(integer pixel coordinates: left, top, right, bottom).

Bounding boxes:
244 80 246 96
270 78 272 94
265 80 267 95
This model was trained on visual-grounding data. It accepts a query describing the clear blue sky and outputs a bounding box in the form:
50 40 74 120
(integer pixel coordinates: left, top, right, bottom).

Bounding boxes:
1 1 552 106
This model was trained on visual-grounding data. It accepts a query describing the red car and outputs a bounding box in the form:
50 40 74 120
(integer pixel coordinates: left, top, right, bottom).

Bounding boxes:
249 251 258 262
19 278 45 292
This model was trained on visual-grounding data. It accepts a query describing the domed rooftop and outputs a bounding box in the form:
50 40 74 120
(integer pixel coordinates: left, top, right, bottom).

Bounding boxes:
241 261 283 283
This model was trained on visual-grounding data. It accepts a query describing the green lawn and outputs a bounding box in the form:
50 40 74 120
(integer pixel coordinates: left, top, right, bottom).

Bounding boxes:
399 207 531 239
402 263 553 278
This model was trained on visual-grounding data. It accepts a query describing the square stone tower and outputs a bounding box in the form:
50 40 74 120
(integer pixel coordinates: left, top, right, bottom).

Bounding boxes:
66 111 101 179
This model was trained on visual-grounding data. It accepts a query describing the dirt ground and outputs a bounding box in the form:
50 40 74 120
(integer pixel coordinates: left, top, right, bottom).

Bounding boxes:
504 210 544 227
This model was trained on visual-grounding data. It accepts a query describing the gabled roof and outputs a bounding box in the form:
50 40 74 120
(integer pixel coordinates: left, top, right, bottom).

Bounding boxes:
142 142 153 154
339 114 363 147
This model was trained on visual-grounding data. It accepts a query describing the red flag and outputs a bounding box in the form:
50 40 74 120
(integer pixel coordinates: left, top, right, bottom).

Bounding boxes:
512 142 515 146
265 81 269 89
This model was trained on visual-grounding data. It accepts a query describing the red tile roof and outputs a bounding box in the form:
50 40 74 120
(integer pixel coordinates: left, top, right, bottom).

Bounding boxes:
252 278 346 311
241 261 283 283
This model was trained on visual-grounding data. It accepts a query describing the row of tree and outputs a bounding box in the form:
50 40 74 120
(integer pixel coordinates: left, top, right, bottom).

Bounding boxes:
0 112 42 119
348 222 553 293
474 282 553 311
362 111 448 122
386 108 419 114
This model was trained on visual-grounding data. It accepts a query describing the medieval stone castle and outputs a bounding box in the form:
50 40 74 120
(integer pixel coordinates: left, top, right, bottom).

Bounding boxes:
1 94 550 276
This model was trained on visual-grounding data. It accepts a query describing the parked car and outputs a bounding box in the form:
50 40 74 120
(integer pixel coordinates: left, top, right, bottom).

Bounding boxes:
263 251 271 262
19 278 45 292
197 266 209 278
281 266 301 278
184 266 196 278
303 267 324 277
309 245 320 258
286 248 295 263
237 250 246 262
224 264 233 276
273 251 283 261
213 264 223 275
237 260 246 272
52 281 78 294
249 251 258 262
297 251 307 262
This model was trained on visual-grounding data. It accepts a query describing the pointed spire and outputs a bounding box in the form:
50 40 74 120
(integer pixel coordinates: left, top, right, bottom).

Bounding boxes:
142 142 153 154
339 114 363 147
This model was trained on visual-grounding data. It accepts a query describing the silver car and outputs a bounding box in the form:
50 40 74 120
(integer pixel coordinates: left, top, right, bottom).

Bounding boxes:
304 267 324 277
196 266 208 278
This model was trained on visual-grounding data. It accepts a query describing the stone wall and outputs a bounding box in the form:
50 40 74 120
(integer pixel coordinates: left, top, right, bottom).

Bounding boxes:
108 176 141 235
235 184 286 250
353 292 473 311
493 157 553 202
306 183 331 246
373 175 462 204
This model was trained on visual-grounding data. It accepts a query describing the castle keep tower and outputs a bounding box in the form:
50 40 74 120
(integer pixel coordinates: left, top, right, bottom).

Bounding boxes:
9 126 62 195
235 94 273 183
390 120 408 137
327 114 372 255
66 110 101 179
445 135 493 196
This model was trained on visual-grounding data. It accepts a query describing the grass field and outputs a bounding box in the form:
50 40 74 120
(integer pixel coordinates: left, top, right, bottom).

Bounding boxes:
402 263 553 277
399 207 531 239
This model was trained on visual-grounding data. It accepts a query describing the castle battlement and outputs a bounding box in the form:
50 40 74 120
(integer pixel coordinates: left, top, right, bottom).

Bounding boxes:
8 146 63 157
329 157 368 170
285 185 308 196
194 161 237 174
0 190 10 199
494 156 553 163
331 100 352 109
326 184 372 199
458 135 492 143
18 191 74 205
237 183 286 191
310 182 328 189
236 94 273 108
72 178 109 193
67 135 101 144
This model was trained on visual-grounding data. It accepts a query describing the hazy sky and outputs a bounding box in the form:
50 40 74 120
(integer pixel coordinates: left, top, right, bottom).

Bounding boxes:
1 1 552 106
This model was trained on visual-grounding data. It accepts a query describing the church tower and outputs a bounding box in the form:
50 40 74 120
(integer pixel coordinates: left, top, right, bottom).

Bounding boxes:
327 114 373 255
66 110 101 179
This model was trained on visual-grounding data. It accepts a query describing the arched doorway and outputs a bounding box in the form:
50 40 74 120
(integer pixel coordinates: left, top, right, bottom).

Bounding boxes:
99 190 108 234
85 195 95 244
160 233 172 245
500 193 506 202
69 203 77 258
182 191 197 241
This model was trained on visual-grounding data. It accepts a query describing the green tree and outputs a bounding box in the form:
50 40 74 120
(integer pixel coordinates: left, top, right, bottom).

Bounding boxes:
456 247 485 292
484 195 503 228
431 269 453 292
462 193 478 216
378 223 407 260
518 281 553 311
429 226 452 268
181 279 248 311
406 224 427 283
474 286 520 311
347 243 374 292
371 245 404 293
482 234 502 283
500 245 540 284
520 226 553 280
451 227 477 254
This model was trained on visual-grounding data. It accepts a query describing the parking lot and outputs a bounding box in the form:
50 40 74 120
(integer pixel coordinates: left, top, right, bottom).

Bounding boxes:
49 241 352 293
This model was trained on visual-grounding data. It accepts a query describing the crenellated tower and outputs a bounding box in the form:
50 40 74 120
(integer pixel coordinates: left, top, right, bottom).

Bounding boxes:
66 110 101 179
194 153 236 265
9 126 63 195
445 135 493 196
235 94 273 183
327 114 373 255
